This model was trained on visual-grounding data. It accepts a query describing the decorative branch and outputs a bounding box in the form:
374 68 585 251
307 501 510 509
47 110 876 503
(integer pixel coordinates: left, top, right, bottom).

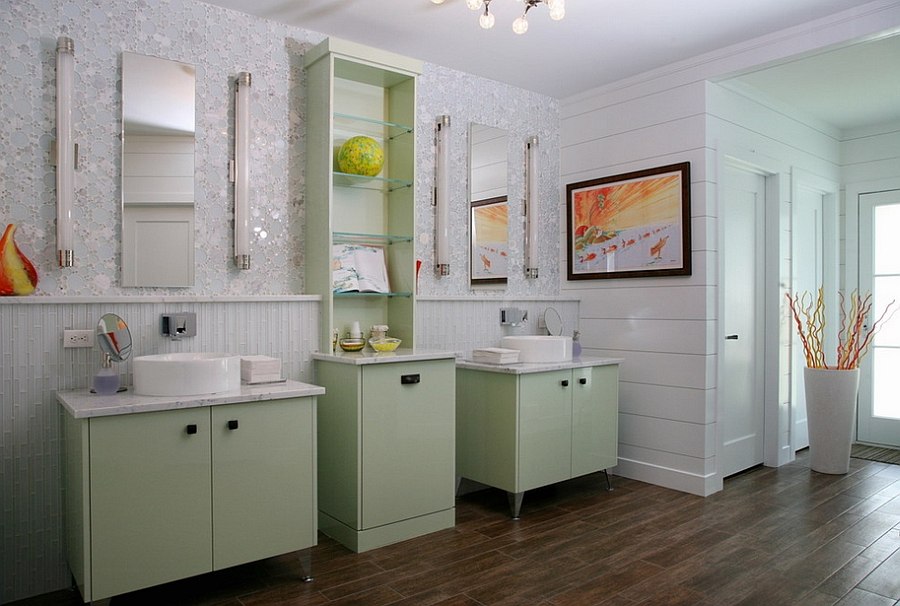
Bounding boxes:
786 287 895 370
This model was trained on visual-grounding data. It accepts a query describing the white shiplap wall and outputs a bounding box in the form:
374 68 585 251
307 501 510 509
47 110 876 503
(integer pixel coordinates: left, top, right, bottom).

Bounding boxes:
561 79 717 496
559 3 897 496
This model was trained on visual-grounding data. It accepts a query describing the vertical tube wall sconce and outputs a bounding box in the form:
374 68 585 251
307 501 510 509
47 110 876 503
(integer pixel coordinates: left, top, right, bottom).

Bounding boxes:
232 72 251 269
434 115 451 276
56 36 75 268
524 135 539 279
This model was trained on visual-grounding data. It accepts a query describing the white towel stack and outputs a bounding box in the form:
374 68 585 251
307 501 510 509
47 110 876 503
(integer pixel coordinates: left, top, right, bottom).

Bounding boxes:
472 347 520 365
241 355 282 383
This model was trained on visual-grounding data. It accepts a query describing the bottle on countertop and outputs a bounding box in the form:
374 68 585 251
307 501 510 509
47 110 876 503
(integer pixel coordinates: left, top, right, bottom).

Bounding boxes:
93 353 119 395
572 330 582 358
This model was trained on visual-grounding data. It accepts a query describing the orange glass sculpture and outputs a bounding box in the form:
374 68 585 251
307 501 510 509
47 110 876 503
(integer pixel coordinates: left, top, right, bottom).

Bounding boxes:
0 224 39 295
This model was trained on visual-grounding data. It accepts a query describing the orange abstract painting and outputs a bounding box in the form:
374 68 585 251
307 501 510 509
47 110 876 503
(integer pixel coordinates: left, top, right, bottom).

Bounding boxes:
566 163 691 280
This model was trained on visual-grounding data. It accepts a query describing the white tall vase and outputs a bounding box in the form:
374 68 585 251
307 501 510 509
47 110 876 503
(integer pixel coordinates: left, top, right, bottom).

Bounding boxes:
803 367 860 474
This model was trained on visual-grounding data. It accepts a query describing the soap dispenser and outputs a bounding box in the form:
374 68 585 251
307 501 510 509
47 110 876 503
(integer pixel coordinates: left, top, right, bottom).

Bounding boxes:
572 330 582 358
93 353 120 395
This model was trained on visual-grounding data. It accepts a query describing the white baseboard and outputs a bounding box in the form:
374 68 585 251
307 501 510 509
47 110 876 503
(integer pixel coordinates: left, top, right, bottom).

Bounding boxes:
614 457 722 497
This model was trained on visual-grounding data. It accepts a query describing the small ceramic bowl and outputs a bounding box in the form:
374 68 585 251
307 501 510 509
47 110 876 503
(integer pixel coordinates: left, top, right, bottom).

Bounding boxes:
370 337 402 352
339 338 366 352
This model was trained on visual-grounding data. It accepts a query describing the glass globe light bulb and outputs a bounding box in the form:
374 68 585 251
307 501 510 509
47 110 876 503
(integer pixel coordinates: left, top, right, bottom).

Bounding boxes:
546 0 562 9
431 0 445 4
512 15 529 34
549 4 565 20
466 0 483 10
479 11 495 28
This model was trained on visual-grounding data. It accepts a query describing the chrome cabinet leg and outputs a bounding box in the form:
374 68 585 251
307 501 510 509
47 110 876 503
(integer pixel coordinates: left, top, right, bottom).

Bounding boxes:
603 469 612 491
508 491 524 519
298 548 313 582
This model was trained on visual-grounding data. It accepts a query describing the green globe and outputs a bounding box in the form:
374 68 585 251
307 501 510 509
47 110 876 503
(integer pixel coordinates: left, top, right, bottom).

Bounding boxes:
337 136 385 177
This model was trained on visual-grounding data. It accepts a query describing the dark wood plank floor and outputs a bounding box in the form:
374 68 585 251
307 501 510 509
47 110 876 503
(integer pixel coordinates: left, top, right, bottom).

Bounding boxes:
13 451 900 606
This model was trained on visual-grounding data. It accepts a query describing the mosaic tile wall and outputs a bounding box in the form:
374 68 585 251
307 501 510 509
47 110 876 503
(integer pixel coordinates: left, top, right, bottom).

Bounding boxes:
1 0 320 297
0 0 561 601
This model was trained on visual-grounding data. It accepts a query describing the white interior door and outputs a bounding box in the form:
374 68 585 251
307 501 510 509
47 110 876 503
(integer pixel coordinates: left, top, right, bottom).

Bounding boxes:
857 189 900 447
721 164 766 477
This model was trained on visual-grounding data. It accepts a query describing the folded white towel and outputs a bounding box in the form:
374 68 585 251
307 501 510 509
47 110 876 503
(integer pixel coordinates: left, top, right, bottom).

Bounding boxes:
241 356 282 381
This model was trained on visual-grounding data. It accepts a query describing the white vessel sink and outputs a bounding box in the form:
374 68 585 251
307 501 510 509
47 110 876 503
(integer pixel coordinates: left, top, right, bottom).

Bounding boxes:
133 352 241 396
500 335 572 363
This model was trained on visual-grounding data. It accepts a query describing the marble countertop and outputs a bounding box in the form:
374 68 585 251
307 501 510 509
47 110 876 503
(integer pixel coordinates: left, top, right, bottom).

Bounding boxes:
57 379 325 419
455 356 623 374
312 348 457 366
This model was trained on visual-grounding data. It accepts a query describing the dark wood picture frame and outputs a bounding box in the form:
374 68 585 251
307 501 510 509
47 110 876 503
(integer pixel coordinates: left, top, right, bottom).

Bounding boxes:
566 162 692 280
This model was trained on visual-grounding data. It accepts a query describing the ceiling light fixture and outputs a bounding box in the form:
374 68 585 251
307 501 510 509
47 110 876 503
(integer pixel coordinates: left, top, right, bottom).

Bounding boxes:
466 0 565 34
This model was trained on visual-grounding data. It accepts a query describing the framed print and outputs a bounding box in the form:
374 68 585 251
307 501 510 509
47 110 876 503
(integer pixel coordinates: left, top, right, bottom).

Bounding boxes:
566 162 691 280
471 196 508 284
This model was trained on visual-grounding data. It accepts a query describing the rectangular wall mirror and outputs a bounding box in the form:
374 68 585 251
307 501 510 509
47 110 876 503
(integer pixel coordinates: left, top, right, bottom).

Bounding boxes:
121 52 196 287
469 123 508 285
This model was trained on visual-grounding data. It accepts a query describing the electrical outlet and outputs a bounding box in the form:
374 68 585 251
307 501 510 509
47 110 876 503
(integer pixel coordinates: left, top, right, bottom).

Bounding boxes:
63 329 94 348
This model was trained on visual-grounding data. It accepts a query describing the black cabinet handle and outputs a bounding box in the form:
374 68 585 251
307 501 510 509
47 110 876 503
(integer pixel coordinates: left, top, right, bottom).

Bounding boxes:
186 424 198 435
726 334 739 340
561 379 569 387
401 374 421 385
227 419 239 430
579 377 587 385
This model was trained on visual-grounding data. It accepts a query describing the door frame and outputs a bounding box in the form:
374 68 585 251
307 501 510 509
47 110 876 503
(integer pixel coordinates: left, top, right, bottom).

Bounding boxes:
714 148 788 492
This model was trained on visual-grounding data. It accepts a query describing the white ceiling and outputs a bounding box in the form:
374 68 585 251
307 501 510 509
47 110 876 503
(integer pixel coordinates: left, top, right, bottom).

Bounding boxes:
201 0 900 131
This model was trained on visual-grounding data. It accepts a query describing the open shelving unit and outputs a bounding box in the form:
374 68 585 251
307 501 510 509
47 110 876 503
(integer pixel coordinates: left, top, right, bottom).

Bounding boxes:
305 38 422 351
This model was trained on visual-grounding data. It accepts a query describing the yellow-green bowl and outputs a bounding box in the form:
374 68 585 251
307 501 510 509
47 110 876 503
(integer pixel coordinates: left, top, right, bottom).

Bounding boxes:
339 338 366 352
370 337 401 352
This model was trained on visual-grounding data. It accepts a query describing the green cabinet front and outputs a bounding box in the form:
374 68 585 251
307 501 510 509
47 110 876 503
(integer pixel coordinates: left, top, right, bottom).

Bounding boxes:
360 360 455 528
89 408 213 599
457 365 619 496
65 397 317 602
211 400 316 570
316 357 455 551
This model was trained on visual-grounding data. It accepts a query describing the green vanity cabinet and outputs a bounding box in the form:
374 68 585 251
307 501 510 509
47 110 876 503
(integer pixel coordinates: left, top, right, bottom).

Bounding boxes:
456 362 619 517
315 355 456 552
62 395 318 603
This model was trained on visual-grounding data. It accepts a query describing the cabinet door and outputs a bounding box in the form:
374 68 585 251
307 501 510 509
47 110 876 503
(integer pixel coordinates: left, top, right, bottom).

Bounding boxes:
211 398 316 570
89 409 212 599
572 365 619 477
456 369 519 493
518 370 573 491
361 359 455 528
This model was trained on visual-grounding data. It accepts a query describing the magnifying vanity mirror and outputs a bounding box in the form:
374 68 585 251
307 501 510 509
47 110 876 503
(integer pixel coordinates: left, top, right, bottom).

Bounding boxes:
469 123 509 285
96 313 133 362
94 313 132 394
543 307 563 336
121 52 196 287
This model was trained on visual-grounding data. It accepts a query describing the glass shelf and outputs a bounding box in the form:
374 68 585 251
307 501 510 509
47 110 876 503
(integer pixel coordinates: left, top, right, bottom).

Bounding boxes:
333 291 413 298
333 112 413 141
333 231 413 245
333 171 413 192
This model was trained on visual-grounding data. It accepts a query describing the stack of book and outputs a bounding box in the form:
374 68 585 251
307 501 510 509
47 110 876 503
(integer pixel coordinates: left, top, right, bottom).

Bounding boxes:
241 355 283 383
472 347 520 365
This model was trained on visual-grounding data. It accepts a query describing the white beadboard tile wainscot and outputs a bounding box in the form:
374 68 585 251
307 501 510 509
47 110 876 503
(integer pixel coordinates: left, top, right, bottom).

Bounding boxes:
416 298 579 357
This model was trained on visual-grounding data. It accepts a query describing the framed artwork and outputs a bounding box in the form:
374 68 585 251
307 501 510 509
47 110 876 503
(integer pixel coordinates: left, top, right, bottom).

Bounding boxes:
470 196 508 284
566 162 691 280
